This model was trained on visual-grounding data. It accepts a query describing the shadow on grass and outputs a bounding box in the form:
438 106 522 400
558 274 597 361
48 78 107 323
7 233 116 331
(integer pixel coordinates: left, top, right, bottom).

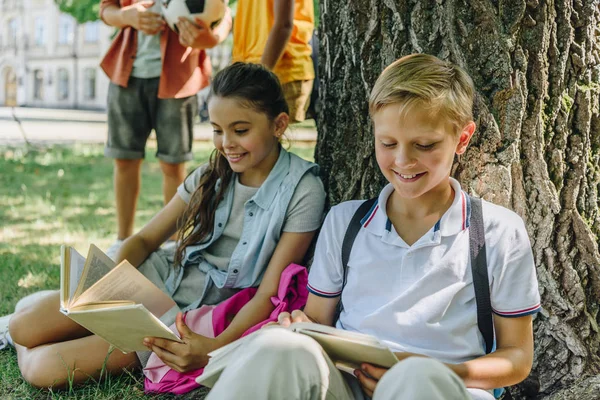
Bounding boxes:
0 142 314 399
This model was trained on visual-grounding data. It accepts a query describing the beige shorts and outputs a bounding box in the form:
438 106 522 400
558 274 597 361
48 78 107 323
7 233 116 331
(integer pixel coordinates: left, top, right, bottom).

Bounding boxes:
282 79 314 123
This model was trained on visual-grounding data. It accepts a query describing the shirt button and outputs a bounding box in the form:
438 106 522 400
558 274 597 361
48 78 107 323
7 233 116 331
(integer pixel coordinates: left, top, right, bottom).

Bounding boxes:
233 269 239 274
242 242 247 245
249 212 253 217
218 223 222 227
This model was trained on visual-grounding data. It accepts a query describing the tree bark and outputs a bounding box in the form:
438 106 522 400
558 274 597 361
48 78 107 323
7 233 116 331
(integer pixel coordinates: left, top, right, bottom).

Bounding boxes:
316 1 600 398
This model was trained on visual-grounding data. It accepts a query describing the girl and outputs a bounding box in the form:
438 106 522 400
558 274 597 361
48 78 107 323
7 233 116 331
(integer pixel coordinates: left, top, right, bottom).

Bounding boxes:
201 54 540 400
8 62 326 389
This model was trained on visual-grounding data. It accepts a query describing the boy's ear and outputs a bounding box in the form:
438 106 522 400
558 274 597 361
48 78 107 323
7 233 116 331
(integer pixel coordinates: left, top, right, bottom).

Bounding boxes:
455 121 476 155
273 112 289 138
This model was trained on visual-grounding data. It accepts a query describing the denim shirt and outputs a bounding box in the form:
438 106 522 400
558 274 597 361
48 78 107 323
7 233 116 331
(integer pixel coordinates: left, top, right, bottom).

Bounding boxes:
171 148 320 309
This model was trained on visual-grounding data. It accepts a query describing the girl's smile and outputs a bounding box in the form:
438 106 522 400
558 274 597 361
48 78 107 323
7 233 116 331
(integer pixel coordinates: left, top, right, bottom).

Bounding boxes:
208 96 288 187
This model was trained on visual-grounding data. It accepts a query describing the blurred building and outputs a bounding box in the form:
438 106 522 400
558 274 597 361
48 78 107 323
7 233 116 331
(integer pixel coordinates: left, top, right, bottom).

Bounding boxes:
0 0 232 111
0 0 113 109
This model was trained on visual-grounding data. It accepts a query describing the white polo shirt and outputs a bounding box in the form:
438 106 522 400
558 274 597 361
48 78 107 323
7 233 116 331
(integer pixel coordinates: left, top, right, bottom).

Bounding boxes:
308 178 541 364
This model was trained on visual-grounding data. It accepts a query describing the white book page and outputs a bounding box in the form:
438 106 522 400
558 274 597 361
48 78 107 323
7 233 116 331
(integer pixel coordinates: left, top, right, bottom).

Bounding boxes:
289 322 382 346
73 244 116 301
71 260 176 318
60 246 86 308
66 304 181 353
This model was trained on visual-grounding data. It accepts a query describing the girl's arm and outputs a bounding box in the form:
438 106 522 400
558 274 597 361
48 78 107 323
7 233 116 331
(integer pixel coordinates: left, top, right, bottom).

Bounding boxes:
214 230 316 345
445 314 534 389
115 194 187 267
145 230 317 372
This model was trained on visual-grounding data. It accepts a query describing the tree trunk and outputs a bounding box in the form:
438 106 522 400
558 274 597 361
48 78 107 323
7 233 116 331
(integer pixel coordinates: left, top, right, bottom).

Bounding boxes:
316 1 600 398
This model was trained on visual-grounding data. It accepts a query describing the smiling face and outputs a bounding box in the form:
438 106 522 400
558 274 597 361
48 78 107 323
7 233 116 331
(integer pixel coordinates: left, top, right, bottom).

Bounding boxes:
373 102 475 202
208 96 287 187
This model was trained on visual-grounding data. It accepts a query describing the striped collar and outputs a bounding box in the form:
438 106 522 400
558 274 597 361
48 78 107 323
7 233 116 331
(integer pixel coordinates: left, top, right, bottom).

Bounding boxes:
361 178 472 238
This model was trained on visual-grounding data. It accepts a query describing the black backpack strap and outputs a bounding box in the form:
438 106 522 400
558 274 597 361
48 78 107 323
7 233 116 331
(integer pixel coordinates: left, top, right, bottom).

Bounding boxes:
333 197 378 323
469 196 494 354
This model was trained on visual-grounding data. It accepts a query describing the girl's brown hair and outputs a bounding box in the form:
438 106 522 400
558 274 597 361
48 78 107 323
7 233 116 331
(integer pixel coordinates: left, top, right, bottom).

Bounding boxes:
173 62 289 267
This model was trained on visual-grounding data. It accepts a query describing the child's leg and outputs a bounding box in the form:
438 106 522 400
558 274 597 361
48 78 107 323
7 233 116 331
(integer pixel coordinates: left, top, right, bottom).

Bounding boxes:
9 290 91 349
373 357 483 400
206 328 357 400
15 334 139 388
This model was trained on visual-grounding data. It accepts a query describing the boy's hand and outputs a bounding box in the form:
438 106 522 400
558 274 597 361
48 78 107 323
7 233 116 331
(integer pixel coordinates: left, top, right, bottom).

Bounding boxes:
176 17 219 49
122 1 165 35
355 363 388 398
143 312 218 372
275 310 312 327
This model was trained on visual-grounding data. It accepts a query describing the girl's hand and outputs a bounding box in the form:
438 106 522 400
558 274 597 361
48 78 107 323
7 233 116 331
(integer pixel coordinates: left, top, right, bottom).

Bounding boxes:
176 17 219 49
144 313 218 372
122 1 165 35
355 363 388 398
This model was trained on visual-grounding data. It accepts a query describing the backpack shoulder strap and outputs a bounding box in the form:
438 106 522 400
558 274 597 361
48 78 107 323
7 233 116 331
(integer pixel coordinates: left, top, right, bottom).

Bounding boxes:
333 197 378 323
469 195 494 354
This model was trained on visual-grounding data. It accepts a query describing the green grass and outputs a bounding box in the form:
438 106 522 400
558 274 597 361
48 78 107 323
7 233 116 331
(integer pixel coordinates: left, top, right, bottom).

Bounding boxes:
0 140 315 399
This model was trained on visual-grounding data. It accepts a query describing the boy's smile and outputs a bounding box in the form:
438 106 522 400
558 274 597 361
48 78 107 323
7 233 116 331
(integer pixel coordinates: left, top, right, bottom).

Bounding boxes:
373 102 475 211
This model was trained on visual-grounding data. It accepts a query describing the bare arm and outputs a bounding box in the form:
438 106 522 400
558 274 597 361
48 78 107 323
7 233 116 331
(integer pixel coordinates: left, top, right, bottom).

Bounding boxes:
445 314 534 389
115 194 187 267
356 314 534 396
214 230 316 346
145 230 317 372
261 0 295 69
101 0 165 35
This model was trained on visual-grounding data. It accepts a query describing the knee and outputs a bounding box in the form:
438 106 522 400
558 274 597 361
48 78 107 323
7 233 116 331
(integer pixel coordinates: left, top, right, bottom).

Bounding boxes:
115 158 142 172
377 357 461 393
251 329 324 370
159 161 185 179
8 311 36 349
19 348 66 389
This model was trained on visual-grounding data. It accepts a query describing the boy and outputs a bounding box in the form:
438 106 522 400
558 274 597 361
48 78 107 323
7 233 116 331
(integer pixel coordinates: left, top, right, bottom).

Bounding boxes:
202 54 541 400
232 0 315 123
99 0 231 251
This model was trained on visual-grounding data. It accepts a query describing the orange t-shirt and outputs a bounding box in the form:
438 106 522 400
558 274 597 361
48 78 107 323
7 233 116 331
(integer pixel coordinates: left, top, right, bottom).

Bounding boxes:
232 0 315 85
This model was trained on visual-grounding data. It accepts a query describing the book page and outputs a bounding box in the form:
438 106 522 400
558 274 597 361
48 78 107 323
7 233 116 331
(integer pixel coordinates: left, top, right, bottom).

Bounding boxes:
60 246 86 309
71 260 176 318
298 329 398 368
65 304 181 353
72 244 116 301
289 322 382 346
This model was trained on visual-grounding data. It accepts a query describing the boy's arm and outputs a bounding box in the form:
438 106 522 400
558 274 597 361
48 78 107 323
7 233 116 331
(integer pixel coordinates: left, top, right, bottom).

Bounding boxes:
303 293 339 326
261 0 295 69
446 314 534 389
101 0 165 35
176 7 232 50
357 314 534 395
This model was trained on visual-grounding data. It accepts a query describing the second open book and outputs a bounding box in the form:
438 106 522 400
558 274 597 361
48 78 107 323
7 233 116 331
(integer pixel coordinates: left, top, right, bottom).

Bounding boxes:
60 244 182 353
195 323 399 388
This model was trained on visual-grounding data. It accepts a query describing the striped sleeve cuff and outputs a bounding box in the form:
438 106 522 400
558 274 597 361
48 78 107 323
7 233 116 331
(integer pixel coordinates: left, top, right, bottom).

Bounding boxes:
307 284 342 298
493 303 541 318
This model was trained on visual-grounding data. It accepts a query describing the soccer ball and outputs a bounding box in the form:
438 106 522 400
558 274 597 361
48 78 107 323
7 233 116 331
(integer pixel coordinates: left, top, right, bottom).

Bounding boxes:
161 0 227 33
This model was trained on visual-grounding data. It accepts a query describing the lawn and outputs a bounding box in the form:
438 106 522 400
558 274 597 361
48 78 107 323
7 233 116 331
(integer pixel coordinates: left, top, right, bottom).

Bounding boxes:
0 140 315 399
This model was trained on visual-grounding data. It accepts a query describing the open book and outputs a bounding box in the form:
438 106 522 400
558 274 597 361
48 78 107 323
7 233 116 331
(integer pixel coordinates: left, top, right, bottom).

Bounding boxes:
195 322 399 388
60 244 182 353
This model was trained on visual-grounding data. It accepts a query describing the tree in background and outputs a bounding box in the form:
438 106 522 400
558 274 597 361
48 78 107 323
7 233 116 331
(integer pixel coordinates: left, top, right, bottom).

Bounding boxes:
316 1 600 399
55 0 100 24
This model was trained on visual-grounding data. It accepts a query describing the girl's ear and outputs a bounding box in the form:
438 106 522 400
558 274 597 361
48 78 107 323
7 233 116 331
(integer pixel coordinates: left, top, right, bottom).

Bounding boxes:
455 121 476 155
273 112 289 138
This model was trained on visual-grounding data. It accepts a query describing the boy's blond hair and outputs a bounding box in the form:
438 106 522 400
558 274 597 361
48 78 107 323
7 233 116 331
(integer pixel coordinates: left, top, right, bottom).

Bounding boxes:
369 54 474 134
